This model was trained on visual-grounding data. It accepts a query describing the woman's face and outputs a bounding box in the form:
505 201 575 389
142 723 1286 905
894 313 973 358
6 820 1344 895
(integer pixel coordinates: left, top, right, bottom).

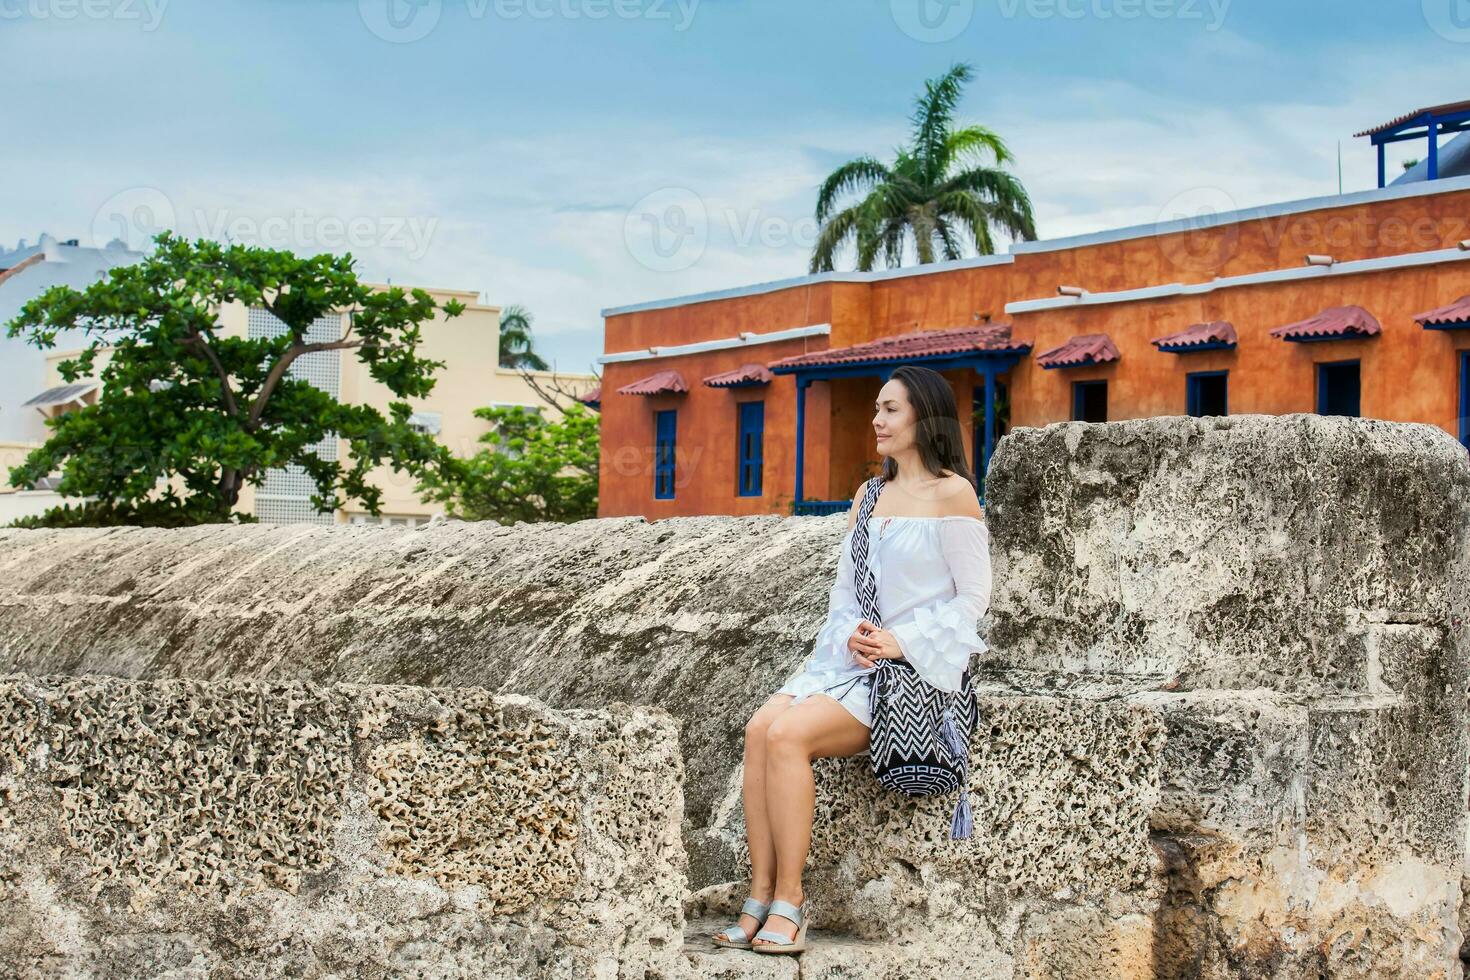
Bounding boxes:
873 379 917 455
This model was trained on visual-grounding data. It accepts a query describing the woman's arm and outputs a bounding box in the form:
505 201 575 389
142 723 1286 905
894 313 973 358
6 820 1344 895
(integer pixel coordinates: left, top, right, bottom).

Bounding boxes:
887 518 991 692
804 485 870 670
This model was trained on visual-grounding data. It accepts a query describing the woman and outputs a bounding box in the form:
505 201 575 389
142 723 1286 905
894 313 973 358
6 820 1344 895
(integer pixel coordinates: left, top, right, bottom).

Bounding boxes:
711 364 993 955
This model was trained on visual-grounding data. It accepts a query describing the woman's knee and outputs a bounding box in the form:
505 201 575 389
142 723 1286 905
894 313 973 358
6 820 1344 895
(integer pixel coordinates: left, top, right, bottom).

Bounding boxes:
764 716 809 757
745 696 793 740
744 706 780 742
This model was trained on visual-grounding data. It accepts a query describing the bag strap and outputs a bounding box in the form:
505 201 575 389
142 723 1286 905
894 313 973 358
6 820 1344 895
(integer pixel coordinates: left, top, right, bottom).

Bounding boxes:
851 477 885 629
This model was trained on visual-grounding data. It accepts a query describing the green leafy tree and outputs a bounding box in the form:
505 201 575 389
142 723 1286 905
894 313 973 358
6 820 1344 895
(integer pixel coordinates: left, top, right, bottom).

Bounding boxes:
416 401 598 524
810 63 1037 273
499 304 550 370
5 232 465 527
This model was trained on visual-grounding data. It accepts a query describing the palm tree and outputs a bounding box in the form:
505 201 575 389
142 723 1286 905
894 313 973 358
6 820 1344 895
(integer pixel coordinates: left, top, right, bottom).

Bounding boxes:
810 63 1037 273
499 304 550 371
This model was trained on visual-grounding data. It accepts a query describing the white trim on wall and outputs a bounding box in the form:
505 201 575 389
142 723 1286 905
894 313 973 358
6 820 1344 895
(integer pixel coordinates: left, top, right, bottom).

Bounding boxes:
1005 246 1470 315
597 323 832 364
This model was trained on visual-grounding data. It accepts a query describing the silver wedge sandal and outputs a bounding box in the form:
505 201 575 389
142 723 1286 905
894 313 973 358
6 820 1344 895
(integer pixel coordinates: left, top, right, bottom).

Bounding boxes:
750 899 810 955
711 897 770 950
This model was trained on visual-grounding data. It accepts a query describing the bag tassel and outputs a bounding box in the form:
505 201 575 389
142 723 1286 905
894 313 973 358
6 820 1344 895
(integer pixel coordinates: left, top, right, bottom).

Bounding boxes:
940 705 973 840
949 792 973 840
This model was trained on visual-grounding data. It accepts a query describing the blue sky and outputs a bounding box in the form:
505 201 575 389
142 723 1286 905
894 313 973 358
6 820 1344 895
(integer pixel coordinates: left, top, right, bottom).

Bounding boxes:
4 0 1468 374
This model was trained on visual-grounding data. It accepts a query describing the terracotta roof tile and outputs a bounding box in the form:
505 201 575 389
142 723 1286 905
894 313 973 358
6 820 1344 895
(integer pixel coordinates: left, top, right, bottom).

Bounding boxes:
1354 100 1470 138
1035 333 1120 369
1413 295 1470 328
616 370 687 396
768 324 1027 371
574 383 601 404
1269 305 1381 342
703 363 774 387
1150 321 1237 351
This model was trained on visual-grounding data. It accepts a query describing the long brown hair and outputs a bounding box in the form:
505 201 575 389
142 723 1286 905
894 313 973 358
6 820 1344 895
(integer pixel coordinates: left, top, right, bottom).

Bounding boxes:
878 365 977 487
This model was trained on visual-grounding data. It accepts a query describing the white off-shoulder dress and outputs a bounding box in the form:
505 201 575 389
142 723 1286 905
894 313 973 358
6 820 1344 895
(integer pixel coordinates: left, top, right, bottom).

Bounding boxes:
776 514 993 733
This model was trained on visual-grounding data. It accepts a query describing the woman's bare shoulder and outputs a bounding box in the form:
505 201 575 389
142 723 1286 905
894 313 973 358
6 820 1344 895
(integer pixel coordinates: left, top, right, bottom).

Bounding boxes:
936 474 984 520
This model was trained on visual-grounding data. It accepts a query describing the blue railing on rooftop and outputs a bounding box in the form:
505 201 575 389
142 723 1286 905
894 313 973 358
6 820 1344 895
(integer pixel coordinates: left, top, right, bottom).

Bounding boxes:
792 499 851 516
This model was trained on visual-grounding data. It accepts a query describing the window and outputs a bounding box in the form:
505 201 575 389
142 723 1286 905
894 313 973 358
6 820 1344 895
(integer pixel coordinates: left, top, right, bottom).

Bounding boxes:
654 409 677 499
1460 352 1470 452
1187 371 1228 417
247 306 343 525
1072 380 1108 423
407 411 442 435
1317 360 1361 417
737 400 764 497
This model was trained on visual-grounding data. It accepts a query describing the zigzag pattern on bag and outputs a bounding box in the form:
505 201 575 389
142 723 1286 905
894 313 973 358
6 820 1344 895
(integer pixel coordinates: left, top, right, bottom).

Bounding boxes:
868 660 977 791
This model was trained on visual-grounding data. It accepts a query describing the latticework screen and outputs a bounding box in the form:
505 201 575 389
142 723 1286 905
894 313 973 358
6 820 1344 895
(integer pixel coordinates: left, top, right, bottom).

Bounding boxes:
247 306 343 525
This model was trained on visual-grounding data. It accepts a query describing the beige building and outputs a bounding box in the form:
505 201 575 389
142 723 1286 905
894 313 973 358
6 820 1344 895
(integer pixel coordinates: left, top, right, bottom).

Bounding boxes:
2 257 597 526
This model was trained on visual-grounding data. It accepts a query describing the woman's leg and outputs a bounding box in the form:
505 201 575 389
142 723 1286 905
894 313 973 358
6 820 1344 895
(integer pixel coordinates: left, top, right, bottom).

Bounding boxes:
714 693 796 941
752 693 869 946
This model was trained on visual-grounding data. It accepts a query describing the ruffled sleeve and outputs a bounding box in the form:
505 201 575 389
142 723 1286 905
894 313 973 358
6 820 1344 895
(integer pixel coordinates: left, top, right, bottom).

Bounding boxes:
804 526 867 672
889 518 992 692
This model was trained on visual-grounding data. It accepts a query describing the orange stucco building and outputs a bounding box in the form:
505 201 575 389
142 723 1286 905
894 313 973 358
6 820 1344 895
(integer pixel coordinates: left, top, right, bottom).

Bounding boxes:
596 173 1470 519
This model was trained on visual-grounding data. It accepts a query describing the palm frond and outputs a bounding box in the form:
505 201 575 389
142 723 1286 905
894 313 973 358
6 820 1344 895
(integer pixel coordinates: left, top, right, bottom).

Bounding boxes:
934 191 1000 255
938 168 1037 241
814 156 892 222
912 63 974 183
809 205 865 273
943 125 1014 171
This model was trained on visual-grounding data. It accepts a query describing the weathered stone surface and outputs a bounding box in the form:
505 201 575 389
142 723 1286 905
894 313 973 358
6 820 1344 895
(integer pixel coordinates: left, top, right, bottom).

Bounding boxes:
0 513 843 890
984 414 1470 978
0 676 688 979
984 413 1470 694
804 695 1163 936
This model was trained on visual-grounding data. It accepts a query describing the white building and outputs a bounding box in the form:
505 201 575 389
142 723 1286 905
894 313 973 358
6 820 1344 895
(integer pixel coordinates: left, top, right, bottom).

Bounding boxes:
0 235 144 523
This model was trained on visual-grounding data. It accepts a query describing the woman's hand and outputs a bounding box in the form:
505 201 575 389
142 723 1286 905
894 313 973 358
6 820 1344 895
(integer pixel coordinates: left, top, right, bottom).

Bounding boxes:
847 619 906 669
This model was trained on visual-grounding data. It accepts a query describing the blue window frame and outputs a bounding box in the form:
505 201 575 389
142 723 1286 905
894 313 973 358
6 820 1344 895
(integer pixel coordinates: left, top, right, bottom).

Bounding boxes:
1072 380 1108 422
1186 370 1229 417
1316 360 1361 417
1460 352 1470 452
736 400 764 497
654 409 676 499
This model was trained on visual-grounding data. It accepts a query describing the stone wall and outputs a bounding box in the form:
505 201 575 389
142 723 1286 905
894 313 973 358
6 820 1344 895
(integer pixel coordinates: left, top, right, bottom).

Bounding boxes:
2 412 1467 978
984 415 1470 978
0 510 836 891
0 676 687 978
